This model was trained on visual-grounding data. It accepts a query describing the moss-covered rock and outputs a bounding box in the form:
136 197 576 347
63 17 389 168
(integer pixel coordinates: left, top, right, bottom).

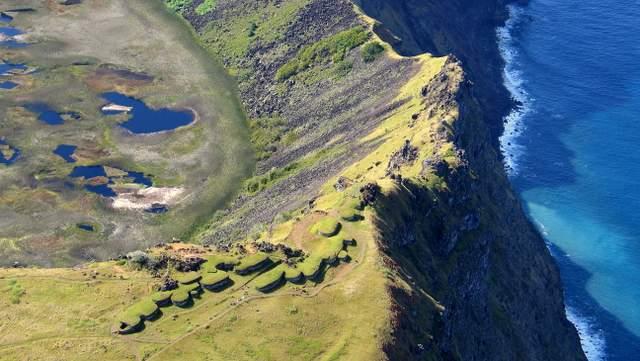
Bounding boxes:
116 312 142 335
202 255 239 272
176 272 201 284
151 291 173 306
235 253 272 275
201 272 232 291
171 289 191 307
254 266 285 292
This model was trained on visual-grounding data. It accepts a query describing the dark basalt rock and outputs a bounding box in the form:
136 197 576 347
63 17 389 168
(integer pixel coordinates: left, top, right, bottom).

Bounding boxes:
360 183 380 206
160 278 178 291
387 139 419 174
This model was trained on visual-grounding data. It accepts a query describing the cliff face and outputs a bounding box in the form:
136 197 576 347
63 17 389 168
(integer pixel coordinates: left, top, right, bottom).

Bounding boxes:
355 0 523 142
355 1 586 360
174 0 586 359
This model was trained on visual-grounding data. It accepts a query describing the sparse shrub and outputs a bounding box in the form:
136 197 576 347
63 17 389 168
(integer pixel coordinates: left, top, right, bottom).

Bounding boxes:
126 250 150 268
361 41 385 62
7 280 25 304
247 22 258 37
165 0 192 13
195 0 217 15
333 61 353 78
276 26 369 81
276 60 301 81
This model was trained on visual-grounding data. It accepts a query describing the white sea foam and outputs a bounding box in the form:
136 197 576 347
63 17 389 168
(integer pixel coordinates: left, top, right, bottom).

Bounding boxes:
532 215 608 361
566 306 607 361
497 4 531 176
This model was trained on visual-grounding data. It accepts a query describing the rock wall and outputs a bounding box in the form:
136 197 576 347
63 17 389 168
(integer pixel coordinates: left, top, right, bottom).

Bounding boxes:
355 0 586 359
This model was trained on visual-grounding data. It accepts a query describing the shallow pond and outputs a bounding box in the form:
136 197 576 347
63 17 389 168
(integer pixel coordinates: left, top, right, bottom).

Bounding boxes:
53 144 77 163
0 140 20 165
0 25 26 48
0 61 26 75
69 165 153 197
77 223 95 232
101 92 195 134
0 13 13 23
0 80 17 89
25 103 65 125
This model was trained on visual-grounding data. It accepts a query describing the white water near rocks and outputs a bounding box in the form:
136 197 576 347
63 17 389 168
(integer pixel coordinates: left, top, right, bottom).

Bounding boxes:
497 4 606 360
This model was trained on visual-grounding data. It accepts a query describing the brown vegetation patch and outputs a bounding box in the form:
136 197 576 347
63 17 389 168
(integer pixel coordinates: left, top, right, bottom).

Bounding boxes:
85 65 154 94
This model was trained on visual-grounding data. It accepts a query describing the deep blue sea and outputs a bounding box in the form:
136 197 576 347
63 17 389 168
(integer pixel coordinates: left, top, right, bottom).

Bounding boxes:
499 1 640 360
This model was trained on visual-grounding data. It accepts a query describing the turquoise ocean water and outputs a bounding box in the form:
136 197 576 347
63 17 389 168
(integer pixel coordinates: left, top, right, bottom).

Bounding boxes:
498 1 640 360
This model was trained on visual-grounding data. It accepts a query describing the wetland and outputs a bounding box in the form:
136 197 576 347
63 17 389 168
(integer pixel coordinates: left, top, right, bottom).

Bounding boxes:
0 0 254 267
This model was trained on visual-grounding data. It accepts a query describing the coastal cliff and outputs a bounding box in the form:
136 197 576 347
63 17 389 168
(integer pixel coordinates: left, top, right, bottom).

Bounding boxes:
0 0 588 359
176 0 586 359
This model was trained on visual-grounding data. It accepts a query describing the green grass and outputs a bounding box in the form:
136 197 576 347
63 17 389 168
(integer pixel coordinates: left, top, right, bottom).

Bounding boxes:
6 279 26 304
181 283 201 293
339 207 359 221
195 0 217 15
315 236 346 260
249 116 287 160
199 0 310 61
284 266 303 281
297 255 324 278
235 253 271 274
151 291 173 303
312 218 341 237
202 254 239 272
201 272 230 286
171 289 190 304
118 312 141 328
176 272 202 284
244 145 344 194
361 42 385 63
130 299 159 317
276 26 370 81
165 0 193 13
253 265 285 290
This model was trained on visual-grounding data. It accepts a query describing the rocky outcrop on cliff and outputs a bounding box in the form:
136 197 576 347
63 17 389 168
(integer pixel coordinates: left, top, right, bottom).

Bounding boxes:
372 58 585 361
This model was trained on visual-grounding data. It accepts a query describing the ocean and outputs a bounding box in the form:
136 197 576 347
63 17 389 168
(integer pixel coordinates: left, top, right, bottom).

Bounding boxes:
498 0 640 360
